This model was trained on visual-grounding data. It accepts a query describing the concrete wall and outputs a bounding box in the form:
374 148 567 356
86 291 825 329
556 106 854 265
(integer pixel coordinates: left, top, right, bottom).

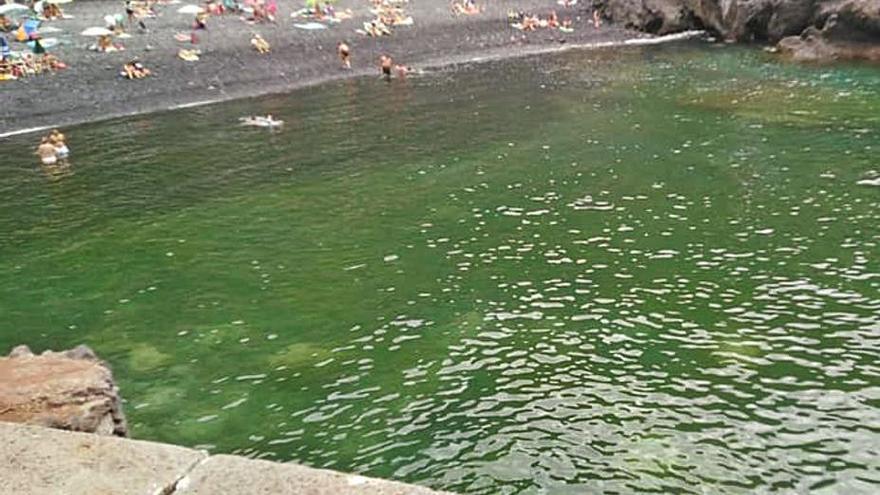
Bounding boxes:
0 422 451 495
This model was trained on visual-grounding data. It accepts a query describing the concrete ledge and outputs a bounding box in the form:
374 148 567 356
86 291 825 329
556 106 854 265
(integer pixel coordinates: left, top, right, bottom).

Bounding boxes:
176 454 446 495
0 422 451 494
1 421 205 495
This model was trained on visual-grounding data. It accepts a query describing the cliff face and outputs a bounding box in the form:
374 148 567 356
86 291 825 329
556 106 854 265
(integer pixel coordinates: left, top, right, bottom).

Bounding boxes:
596 0 880 62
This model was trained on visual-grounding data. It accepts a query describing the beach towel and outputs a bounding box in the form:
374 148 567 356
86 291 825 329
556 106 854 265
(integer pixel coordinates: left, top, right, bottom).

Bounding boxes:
178 48 200 61
293 22 326 30
23 19 41 37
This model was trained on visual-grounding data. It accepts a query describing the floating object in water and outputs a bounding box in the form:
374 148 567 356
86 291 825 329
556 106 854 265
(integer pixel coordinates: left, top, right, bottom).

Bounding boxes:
856 177 880 186
239 115 284 128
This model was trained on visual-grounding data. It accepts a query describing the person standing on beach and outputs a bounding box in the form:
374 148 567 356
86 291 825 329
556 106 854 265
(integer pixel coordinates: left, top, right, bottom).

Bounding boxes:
379 54 393 80
337 41 351 69
126 1 148 32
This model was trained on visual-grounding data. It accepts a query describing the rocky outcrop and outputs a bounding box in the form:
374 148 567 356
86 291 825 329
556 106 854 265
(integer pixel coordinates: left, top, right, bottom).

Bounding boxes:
0 345 127 436
596 0 880 62
776 0 880 62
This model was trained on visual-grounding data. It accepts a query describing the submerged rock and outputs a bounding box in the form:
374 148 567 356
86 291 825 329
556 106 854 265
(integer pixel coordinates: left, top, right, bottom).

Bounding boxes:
597 0 880 62
0 345 127 436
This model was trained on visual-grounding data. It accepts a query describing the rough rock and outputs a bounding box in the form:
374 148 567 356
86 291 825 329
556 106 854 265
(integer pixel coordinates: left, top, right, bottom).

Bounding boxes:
0 345 127 436
597 0 880 62
777 26 880 62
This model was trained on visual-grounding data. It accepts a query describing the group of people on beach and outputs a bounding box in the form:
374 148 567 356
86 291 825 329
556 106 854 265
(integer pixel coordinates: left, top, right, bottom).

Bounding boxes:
35 129 70 166
361 0 412 37
508 7 600 32
120 59 151 78
0 48 65 80
0 9 68 80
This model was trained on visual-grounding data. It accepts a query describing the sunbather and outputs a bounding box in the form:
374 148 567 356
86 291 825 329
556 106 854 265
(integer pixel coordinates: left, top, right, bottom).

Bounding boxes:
121 59 150 79
250 33 270 53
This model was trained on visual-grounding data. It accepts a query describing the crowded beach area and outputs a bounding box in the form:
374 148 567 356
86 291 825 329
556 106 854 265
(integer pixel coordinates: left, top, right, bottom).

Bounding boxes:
0 0 640 136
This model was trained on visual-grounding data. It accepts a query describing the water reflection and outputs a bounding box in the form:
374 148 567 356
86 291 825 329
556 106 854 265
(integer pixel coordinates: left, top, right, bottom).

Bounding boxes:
40 159 73 181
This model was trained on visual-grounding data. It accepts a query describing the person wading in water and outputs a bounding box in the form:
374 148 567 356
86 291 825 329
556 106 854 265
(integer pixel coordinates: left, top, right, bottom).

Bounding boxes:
337 41 351 69
379 54 393 80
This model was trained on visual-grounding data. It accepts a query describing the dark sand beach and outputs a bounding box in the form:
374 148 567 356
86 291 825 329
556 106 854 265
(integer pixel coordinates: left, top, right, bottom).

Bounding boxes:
1 0 647 135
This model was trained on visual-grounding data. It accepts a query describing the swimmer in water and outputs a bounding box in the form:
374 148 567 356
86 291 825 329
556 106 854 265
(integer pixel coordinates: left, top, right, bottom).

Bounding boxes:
379 54 392 80
337 41 351 69
36 137 58 165
50 129 69 158
394 64 411 79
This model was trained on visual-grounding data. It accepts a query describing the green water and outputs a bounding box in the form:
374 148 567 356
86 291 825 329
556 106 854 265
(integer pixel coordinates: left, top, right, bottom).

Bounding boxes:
1 43 879 494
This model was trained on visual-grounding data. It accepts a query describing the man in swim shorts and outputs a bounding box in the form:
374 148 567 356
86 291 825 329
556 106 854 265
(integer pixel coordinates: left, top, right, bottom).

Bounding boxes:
379 54 392 80
337 41 350 69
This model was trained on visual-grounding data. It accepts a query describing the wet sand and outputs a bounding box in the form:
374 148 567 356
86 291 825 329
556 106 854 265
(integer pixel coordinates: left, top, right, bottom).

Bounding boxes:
1 0 644 135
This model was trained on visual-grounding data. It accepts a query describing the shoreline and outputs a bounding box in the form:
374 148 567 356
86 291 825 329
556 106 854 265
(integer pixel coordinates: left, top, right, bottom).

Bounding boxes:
0 29 704 139
0 0 674 137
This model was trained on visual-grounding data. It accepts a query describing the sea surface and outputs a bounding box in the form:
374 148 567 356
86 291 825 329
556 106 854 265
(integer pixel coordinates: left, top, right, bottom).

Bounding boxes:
1 42 879 494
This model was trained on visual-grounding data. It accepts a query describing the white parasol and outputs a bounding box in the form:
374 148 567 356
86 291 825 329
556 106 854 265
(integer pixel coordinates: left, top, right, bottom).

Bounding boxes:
0 3 31 15
177 5 205 14
80 26 113 36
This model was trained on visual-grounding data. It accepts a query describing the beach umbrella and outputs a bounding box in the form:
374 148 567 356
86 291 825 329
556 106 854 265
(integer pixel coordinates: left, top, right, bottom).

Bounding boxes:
0 4 30 16
104 13 124 27
80 26 113 36
177 5 204 14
